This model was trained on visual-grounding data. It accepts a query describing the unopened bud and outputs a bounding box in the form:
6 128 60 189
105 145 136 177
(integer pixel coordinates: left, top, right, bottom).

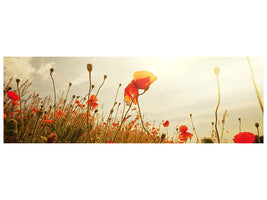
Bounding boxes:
255 123 259 128
50 68 54 73
214 67 220 76
69 83 72 86
16 79 20 83
87 64 93 72
104 75 107 79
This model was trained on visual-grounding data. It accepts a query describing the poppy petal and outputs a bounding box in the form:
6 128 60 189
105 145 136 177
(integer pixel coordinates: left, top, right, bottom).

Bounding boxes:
133 71 157 89
124 80 139 105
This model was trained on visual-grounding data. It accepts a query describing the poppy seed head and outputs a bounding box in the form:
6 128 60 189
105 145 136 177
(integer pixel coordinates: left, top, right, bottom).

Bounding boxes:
214 67 220 75
87 64 93 72
255 123 259 128
50 68 54 73
16 79 20 83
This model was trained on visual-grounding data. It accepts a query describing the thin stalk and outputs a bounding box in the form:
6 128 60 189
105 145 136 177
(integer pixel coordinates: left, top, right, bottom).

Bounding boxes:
247 57 264 113
214 74 221 143
87 71 92 143
190 114 199 143
16 81 24 138
89 77 107 110
31 114 41 143
112 97 138 143
62 83 71 112
136 98 156 143
50 70 56 131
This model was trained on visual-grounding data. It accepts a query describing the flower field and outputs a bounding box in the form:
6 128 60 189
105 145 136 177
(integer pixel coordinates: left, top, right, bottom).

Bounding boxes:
3 58 264 143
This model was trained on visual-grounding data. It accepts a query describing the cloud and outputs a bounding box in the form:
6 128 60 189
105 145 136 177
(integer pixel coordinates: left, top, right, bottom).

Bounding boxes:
36 62 55 80
4 57 35 82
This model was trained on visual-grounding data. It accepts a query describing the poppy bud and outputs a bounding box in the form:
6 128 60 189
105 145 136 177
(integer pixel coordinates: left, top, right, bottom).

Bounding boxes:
119 83 122 87
72 95 76 99
110 109 114 114
238 118 241 121
161 134 166 142
255 123 259 128
212 122 214 125
92 85 95 89
87 64 93 72
16 79 20 83
77 96 80 98
50 68 54 73
94 109 98 113
190 113 192 117
8 87 12 91
214 67 220 75
104 75 107 79
69 83 72 86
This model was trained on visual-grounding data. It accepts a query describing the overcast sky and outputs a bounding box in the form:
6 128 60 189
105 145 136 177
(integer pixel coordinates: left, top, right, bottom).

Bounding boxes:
4 57 264 142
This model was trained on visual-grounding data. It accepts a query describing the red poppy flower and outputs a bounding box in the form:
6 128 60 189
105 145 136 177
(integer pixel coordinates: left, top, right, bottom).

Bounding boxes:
75 100 80 104
103 122 107 125
82 133 85 136
12 100 19 107
4 113 7 118
78 104 84 108
124 71 157 105
32 108 37 113
112 123 118 126
86 95 99 110
179 125 188 133
178 132 193 141
16 110 21 113
163 120 169 127
233 132 255 143
9 112 15 116
7 91 19 101
56 110 65 119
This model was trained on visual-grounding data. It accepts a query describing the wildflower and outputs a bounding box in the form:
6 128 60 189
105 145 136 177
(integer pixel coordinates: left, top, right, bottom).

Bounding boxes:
9 112 15 116
112 123 118 126
124 71 157 105
233 132 255 143
163 120 169 127
47 132 57 143
73 111 77 115
12 100 19 107
103 122 107 125
75 100 80 104
152 130 158 135
4 113 7 118
7 91 19 101
178 132 193 141
87 95 99 110
82 133 85 136
16 110 21 113
179 125 188 133
78 104 84 108
56 110 65 118
32 108 37 113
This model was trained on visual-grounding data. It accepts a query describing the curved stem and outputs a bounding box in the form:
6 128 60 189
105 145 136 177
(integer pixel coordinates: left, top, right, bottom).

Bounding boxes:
214 75 221 143
247 57 264 113
50 72 56 131
136 99 156 143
